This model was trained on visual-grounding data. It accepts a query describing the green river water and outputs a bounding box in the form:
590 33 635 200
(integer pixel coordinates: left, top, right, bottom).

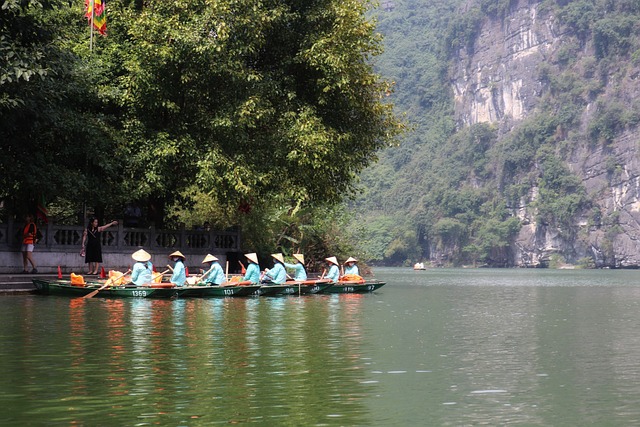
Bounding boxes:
1 267 640 426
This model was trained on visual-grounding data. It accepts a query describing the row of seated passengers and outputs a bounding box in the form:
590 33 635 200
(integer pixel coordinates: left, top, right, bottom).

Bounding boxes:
129 249 360 287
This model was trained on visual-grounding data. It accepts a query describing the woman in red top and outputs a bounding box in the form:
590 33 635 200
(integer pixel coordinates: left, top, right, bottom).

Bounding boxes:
21 214 37 273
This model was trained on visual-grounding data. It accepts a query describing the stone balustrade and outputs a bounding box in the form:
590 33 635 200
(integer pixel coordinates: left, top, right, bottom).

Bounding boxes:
0 220 241 274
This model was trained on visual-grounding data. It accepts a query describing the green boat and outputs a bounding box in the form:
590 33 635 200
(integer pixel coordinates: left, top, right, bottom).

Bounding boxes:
175 284 261 297
254 283 301 296
320 280 386 294
284 279 334 295
32 279 177 298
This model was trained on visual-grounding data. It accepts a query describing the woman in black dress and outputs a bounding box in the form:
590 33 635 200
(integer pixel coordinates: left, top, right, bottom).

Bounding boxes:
80 217 118 274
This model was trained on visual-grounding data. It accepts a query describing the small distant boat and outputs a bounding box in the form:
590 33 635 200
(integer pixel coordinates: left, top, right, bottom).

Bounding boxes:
413 262 426 270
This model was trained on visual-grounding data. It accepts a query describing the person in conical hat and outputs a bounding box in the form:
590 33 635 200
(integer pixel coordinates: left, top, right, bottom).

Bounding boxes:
131 249 153 285
325 256 340 283
242 252 261 284
201 254 224 286
168 250 186 287
245 252 259 264
343 256 359 276
263 253 286 285
284 253 307 281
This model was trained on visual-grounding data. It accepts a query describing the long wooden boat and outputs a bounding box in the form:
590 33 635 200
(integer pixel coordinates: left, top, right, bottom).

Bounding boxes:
175 283 261 297
32 279 177 298
320 280 386 293
284 279 334 295
254 283 301 296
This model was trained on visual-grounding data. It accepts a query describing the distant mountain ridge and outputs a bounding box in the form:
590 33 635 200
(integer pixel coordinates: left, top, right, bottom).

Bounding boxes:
351 0 640 268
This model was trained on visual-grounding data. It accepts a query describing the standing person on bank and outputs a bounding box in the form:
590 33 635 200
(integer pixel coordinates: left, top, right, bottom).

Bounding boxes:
21 214 38 273
130 249 153 285
325 256 340 283
81 217 118 275
169 251 187 287
284 253 307 281
242 253 261 284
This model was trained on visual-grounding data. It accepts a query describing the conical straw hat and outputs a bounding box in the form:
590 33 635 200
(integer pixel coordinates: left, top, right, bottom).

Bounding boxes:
245 252 259 264
271 253 284 263
202 254 218 263
325 256 338 266
168 250 185 260
132 249 151 262
345 257 358 263
293 253 305 264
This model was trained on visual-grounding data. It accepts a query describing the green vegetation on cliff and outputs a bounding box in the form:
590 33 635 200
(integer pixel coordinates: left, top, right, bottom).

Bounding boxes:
351 0 640 266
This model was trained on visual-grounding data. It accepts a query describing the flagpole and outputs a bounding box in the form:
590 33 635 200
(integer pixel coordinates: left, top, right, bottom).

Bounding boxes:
90 0 95 52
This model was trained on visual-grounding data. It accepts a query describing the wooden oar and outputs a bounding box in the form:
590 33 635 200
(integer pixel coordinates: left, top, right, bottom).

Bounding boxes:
194 265 215 285
151 269 170 282
238 260 246 274
83 269 130 299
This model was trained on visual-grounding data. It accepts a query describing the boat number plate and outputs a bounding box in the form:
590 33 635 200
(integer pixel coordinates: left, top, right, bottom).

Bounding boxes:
132 290 148 297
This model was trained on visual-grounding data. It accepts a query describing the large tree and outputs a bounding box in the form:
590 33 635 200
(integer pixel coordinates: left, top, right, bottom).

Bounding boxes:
107 0 401 216
2 0 401 231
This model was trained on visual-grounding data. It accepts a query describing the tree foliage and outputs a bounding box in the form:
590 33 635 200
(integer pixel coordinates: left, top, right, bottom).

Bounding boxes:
1 0 402 256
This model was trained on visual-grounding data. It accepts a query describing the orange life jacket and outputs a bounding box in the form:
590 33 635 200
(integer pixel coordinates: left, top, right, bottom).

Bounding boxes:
23 223 37 244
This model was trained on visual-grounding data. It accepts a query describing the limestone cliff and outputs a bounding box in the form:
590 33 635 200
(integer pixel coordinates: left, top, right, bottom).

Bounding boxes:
451 0 640 267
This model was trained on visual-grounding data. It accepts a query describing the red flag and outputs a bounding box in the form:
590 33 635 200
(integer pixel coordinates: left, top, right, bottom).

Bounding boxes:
85 0 107 36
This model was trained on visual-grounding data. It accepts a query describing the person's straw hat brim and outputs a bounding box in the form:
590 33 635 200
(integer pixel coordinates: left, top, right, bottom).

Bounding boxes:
169 251 186 260
345 257 358 263
271 253 284 264
325 256 338 266
293 253 305 264
132 249 151 262
202 254 218 263
245 253 259 264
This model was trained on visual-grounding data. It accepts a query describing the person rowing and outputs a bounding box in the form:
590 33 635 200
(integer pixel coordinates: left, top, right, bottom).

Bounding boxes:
262 253 287 285
130 249 153 286
343 257 359 276
284 253 307 281
325 256 340 283
200 254 225 286
242 252 261 284
168 251 187 287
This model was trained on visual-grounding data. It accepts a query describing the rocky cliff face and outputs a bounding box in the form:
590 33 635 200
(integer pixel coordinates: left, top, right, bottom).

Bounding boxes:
451 0 640 267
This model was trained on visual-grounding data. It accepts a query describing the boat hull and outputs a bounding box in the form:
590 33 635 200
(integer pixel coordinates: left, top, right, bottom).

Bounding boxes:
32 279 175 298
175 284 261 297
320 280 386 293
284 279 334 294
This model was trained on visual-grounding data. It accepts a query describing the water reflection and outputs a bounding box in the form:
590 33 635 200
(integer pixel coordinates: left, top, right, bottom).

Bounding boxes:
0 295 375 425
4 269 640 425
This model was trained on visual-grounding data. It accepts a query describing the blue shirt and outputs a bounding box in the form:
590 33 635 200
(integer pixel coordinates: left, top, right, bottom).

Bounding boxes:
326 264 340 283
131 261 153 286
243 262 261 284
284 262 307 281
203 262 225 285
344 264 359 276
264 262 286 284
170 260 186 287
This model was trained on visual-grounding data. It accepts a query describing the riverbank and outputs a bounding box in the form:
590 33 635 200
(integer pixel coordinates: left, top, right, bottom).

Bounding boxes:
0 273 56 294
